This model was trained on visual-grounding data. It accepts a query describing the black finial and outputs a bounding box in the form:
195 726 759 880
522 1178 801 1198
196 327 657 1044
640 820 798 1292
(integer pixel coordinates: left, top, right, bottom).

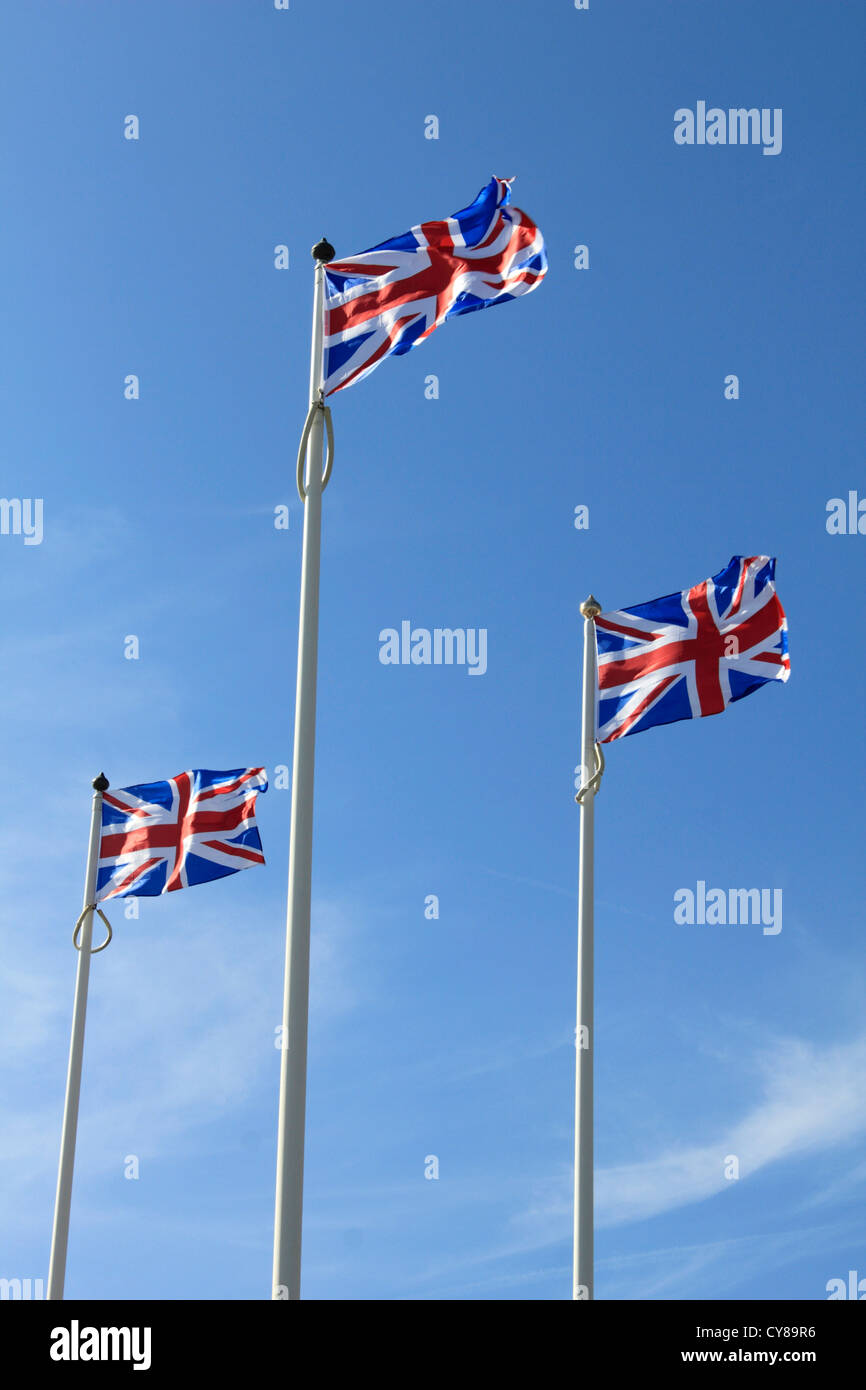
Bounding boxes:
93 772 109 792
312 237 335 262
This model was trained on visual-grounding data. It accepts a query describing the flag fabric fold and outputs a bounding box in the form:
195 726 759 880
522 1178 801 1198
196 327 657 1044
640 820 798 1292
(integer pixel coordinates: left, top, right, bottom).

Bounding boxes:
322 176 547 396
594 555 790 743
96 767 268 900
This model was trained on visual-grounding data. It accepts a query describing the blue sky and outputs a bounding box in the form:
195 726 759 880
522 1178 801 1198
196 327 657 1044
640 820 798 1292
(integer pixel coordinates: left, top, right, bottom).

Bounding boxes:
1 0 864 1301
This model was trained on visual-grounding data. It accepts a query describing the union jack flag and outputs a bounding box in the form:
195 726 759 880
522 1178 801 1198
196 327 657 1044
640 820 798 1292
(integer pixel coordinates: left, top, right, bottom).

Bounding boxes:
595 556 790 744
322 176 547 396
95 768 268 901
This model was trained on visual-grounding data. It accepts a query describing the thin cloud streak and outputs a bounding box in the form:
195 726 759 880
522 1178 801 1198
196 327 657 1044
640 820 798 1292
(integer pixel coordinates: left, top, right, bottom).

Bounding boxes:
597 1033 866 1227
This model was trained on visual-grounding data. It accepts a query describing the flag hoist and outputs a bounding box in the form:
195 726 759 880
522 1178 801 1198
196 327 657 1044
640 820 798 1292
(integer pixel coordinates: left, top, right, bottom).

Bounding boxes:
272 237 335 1302
47 774 112 1301
271 178 546 1299
571 557 790 1301
48 768 268 1298
574 596 602 1301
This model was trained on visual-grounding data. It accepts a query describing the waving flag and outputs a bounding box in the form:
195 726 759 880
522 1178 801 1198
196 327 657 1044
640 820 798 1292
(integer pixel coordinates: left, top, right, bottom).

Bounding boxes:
95 767 267 900
322 176 547 396
595 556 790 743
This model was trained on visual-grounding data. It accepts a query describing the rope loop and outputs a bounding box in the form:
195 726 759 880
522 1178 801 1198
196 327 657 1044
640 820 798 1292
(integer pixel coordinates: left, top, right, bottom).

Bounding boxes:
72 904 113 954
575 741 605 804
296 396 335 501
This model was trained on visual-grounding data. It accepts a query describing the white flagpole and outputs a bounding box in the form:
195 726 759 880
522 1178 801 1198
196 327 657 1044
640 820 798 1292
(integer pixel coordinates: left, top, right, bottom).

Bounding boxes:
272 238 334 1301
574 596 601 1300
47 772 109 1300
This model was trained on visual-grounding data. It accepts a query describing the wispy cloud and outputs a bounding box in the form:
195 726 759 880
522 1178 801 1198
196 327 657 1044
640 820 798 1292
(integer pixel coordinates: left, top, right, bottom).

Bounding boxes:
596 1032 866 1227
501 1032 866 1243
396 1029 866 1298
0 892 367 1234
597 1221 857 1300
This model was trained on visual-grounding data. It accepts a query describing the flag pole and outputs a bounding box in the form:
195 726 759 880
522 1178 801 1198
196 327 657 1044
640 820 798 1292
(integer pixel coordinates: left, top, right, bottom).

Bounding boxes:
47 771 109 1300
272 237 334 1301
574 595 601 1300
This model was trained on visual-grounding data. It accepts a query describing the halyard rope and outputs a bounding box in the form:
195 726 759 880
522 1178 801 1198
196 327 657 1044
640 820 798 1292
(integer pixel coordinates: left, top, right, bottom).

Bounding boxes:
72 904 113 953
296 395 334 501
575 741 604 804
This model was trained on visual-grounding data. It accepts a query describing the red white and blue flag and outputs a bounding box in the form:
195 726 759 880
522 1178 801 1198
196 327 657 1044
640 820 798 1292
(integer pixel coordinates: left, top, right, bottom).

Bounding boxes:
95 768 268 900
595 556 790 744
322 177 547 396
